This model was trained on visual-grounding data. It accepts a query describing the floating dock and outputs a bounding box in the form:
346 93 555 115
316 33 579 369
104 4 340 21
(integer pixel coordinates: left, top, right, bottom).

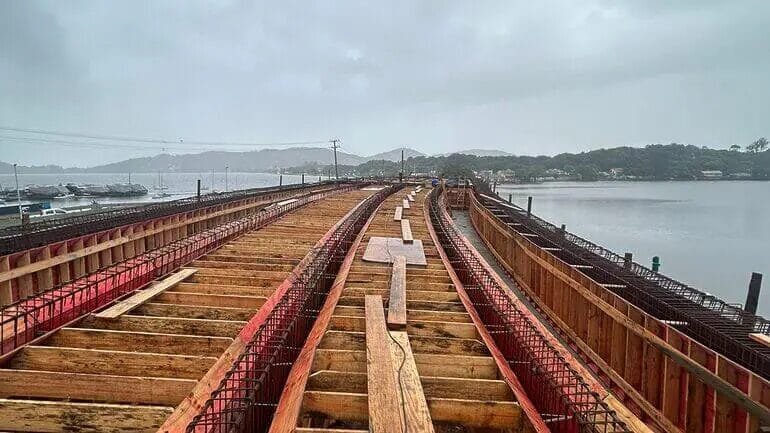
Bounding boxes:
0 180 766 433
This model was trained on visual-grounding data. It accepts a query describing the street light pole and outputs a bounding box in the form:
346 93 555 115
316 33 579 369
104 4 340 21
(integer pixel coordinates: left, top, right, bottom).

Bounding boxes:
13 164 22 223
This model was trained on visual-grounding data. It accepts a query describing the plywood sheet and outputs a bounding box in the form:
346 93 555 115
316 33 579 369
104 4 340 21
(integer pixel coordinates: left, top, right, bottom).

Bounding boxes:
362 237 427 266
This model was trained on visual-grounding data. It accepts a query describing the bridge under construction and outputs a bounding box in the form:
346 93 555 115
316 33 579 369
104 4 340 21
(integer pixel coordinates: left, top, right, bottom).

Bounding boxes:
0 179 767 433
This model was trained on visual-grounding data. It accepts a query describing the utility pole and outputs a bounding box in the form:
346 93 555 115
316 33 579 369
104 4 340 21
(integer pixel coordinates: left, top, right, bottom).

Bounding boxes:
400 148 404 183
13 164 22 224
329 138 340 182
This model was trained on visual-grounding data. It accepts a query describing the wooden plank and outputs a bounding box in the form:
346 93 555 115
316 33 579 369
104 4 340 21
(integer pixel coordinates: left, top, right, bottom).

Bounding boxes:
388 331 435 433
311 349 499 380
407 194 415 202
301 391 520 429
306 371 511 401
10 346 216 379
0 369 194 406
0 398 173 432
401 219 414 244
94 268 197 318
749 333 770 347
394 206 403 221
403 199 410 209
387 256 407 330
81 315 246 338
365 295 404 433
43 327 232 357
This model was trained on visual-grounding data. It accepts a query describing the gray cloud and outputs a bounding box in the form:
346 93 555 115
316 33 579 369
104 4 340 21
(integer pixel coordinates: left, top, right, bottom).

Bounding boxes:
1 0 768 166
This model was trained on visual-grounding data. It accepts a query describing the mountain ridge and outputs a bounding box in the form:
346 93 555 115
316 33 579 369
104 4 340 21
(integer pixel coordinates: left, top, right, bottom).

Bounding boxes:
0 146 425 173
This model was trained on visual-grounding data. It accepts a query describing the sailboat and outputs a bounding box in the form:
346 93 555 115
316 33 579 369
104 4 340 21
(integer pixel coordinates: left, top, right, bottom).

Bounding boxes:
152 172 171 199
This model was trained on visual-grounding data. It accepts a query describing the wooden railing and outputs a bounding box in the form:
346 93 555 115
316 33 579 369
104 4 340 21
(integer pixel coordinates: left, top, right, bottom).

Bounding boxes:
467 190 770 433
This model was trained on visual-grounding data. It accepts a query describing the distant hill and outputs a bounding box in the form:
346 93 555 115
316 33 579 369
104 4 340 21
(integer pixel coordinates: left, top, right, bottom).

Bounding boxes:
81 147 365 173
437 149 513 157
0 146 423 174
365 148 425 162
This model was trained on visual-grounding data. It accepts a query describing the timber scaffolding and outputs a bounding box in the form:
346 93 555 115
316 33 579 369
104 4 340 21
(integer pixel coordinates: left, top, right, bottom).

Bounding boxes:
0 180 766 433
460 181 770 433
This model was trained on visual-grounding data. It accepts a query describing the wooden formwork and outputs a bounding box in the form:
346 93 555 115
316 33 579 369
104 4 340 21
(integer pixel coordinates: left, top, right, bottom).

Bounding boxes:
468 192 770 433
0 189 374 433
270 187 542 433
0 185 335 307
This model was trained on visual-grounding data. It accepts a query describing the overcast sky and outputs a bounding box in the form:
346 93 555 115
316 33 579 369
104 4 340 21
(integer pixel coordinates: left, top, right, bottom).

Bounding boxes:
1 1 769 167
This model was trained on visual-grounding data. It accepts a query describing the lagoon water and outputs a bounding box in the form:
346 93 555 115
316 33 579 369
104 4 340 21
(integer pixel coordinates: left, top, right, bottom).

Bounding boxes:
496 181 770 316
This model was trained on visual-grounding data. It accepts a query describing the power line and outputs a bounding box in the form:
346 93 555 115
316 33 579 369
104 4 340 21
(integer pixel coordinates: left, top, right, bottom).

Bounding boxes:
0 125 328 147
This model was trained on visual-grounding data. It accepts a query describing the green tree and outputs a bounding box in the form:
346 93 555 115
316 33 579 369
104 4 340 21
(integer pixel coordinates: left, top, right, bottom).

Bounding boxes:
729 144 741 152
747 137 768 153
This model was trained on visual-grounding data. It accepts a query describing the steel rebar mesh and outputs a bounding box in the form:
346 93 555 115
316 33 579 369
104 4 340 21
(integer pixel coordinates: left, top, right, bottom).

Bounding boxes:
428 184 629 433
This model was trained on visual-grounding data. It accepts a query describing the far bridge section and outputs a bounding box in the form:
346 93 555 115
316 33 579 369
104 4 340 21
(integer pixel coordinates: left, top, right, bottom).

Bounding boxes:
0 181 346 307
463 182 770 433
0 185 396 432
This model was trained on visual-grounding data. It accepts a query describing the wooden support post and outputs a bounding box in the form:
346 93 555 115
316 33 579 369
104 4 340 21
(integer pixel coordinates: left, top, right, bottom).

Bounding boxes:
507 193 512 204
35 247 54 293
57 243 71 284
387 256 407 330
624 252 633 269
17 252 33 298
365 295 404 433
0 256 11 306
527 196 532 217
401 220 414 244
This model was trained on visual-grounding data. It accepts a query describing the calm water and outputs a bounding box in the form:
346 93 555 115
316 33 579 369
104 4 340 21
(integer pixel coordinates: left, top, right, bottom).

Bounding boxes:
496 181 770 316
0 172 314 206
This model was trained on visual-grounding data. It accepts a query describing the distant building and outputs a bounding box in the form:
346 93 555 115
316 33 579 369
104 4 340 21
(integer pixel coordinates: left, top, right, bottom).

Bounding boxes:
609 168 624 178
729 172 751 179
700 170 723 179
476 170 493 181
495 169 516 182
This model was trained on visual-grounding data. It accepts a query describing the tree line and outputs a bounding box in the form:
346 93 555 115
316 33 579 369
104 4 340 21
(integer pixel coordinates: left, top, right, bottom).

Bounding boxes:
287 140 770 182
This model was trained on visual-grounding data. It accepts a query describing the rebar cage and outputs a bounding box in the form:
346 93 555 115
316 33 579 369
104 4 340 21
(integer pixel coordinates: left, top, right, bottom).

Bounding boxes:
428 184 630 433
184 184 401 433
